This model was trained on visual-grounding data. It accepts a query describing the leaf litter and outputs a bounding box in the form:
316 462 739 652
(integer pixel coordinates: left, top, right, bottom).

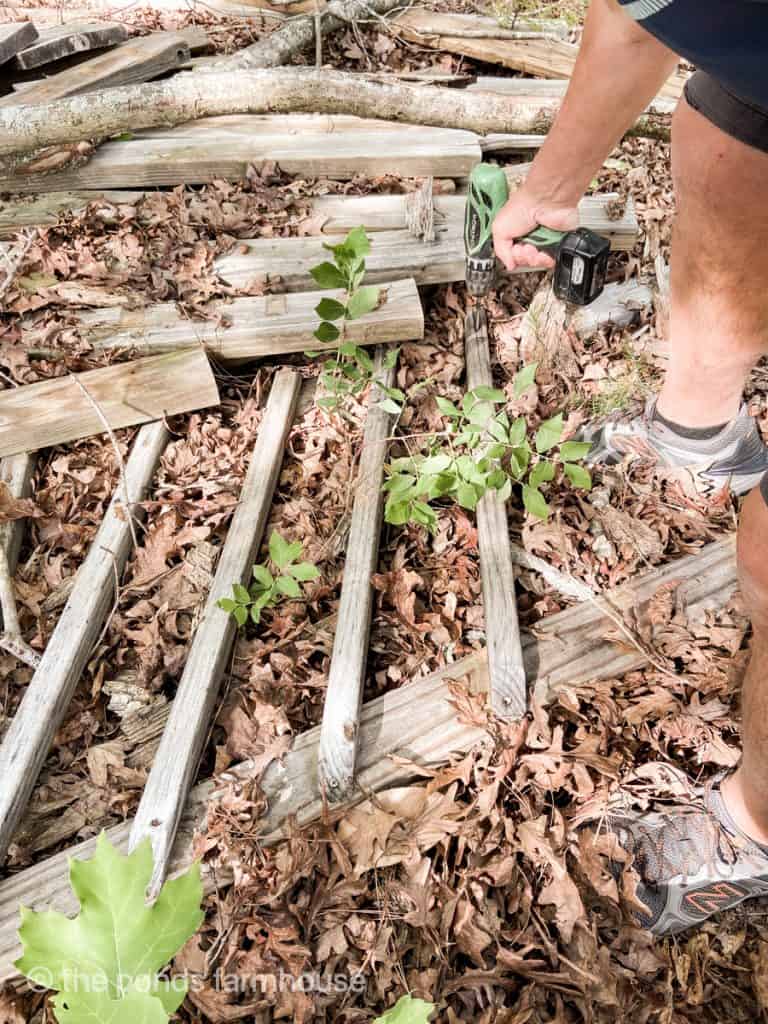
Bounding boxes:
1 0 766 1020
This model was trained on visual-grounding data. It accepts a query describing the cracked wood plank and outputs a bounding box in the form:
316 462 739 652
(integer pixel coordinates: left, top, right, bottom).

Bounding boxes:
318 348 397 802
12 21 129 70
0 23 38 66
0 422 170 865
0 536 738 981
465 307 526 718
129 368 301 897
28 278 424 362
0 348 219 458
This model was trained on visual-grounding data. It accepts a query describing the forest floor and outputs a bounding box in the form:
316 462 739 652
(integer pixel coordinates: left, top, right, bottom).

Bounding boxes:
0 1 766 1022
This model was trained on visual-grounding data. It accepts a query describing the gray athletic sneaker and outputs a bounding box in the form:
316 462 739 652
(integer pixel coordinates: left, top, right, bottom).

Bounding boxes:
601 763 768 936
581 398 768 496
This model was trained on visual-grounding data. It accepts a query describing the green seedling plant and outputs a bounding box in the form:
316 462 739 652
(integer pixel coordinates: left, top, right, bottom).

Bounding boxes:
14 832 203 1024
308 226 405 415
218 530 320 627
374 994 435 1023
383 363 592 532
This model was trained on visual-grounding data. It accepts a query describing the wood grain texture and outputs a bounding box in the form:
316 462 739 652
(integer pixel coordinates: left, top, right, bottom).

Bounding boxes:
215 193 637 291
0 190 145 237
0 532 741 978
393 10 687 101
0 114 480 190
0 536 738 982
0 452 34 585
464 307 526 719
12 21 129 70
0 349 219 458
0 32 192 108
318 349 396 801
0 421 169 865
465 75 678 115
42 278 424 361
0 23 38 66
129 368 301 896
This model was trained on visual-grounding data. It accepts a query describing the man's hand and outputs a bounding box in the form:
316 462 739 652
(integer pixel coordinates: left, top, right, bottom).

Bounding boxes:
492 190 580 272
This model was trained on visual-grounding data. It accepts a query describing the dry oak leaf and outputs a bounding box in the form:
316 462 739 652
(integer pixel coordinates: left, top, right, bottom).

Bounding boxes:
0 481 40 524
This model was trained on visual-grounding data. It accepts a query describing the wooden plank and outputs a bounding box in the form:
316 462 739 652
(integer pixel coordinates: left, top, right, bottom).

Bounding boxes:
215 193 637 291
464 307 525 718
0 23 38 66
465 75 677 115
0 115 480 191
0 32 192 108
0 452 34 585
0 349 219 458
0 536 738 982
129 368 301 896
318 349 396 801
0 191 145 237
38 277 424 362
393 10 687 101
0 421 170 865
12 21 129 71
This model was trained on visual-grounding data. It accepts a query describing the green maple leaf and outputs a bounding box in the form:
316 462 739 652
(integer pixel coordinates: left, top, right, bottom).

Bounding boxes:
15 832 203 1020
375 994 435 1024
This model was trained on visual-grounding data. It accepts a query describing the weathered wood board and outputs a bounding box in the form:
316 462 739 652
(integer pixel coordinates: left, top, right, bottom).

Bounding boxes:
215 193 637 290
0 115 481 191
0 452 35 630
318 349 396 801
130 368 301 895
34 277 424 361
0 348 219 457
0 421 169 864
12 20 129 70
0 32 192 108
464 307 525 718
393 10 688 101
0 22 38 66
0 536 738 983
466 74 678 115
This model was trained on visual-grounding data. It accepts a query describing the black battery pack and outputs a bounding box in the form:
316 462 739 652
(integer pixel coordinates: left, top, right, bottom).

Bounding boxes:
552 228 611 305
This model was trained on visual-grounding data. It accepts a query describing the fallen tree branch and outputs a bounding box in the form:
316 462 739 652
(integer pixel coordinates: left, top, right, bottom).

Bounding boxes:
0 68 668 168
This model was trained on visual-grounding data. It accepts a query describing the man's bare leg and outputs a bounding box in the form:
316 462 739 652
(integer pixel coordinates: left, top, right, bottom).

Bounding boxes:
656 97 768 428
721 484 768 844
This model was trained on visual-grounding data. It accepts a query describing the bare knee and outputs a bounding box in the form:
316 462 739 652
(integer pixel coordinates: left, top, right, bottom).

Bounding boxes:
738 486 768 632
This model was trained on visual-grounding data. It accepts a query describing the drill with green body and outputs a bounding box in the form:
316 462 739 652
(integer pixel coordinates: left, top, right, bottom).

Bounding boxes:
464 163 611 304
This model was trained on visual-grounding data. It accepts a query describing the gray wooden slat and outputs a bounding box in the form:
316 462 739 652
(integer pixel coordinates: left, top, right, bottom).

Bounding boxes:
26 278 425 362
0 536 738 982
129 368 301 896
0 23 38 66
13 21 129 71
464 307 526 719
0 31 192 108
0 349 219 458
318 348 397 801
0 421 170 864
0 453 35 589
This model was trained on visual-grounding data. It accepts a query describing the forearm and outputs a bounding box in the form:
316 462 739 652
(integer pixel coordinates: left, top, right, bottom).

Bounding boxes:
524 0 679 206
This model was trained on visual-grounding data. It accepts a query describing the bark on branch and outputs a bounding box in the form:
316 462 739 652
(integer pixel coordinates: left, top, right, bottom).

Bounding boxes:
0 67 668 167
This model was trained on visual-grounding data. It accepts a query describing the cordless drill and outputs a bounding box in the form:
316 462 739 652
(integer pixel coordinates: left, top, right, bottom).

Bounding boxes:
464 163 611 304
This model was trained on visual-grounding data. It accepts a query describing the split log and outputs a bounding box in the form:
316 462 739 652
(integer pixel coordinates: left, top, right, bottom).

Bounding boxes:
0 114 480 192
393 10 688 102
0 536 738 982
318 348 396 801
11 21 129 71
0 349 219 458
130 368 301 896
0 23 38 66
0 67 670 165
215 192 637 291
0 32 193 109
30 278 424 362
464 307 525 719
0 422 170 865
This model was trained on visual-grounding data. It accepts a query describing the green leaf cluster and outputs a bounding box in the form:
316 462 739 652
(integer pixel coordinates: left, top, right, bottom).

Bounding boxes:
384 364 592 530
15 832 203 1024
218 530 319 627
374 994 435 1023
307 227 404 415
